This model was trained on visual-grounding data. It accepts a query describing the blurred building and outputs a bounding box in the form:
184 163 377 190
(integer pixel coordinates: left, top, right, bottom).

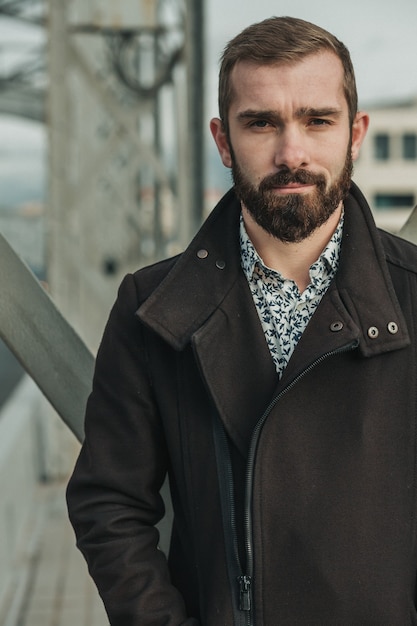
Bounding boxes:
353 97 417 233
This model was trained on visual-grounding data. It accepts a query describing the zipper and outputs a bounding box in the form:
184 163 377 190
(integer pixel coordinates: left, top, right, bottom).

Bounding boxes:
213 340 358 626
238 574 252 611
212 411 250 626
243 341 359 590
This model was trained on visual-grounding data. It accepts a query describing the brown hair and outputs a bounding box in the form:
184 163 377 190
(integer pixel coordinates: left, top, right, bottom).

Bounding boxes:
218 16 358 129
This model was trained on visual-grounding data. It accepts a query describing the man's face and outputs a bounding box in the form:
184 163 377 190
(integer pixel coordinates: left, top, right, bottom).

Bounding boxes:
210 51 368 243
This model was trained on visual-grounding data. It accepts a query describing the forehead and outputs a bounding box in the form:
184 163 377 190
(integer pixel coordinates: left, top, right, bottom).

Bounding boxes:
229 51 346 113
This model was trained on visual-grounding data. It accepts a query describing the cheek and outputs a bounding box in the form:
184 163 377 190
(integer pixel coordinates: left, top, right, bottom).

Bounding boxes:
238 160 266 188
321 139 350 178
234 143 272 176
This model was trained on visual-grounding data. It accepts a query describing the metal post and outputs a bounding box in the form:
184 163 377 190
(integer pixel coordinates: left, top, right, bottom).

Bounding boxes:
47 0 76 321
185 0 205 236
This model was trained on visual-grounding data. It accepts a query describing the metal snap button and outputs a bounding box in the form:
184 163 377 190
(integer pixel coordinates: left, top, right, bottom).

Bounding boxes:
197 249 208 259
368 326 379 339
387 322 399 335
330 321 344 332
216 260 226 270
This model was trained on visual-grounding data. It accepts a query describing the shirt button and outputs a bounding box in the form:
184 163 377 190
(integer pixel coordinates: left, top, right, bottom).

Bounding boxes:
216 260 226 270
197 249 208 259
387 322 399 335
330 321 344 332
368 326 379 339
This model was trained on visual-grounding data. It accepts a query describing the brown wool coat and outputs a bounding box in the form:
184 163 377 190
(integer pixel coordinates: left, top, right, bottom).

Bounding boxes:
67 183 417 625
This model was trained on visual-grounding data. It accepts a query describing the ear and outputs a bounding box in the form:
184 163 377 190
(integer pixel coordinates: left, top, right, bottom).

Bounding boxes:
210 117 233 168
351 111 369 161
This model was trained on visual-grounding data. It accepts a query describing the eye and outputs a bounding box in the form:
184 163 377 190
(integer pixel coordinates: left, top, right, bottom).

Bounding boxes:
309 118 332 127
249 119 271 129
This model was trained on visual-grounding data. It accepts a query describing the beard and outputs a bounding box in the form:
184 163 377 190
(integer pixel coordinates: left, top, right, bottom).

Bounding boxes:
231 147 353 243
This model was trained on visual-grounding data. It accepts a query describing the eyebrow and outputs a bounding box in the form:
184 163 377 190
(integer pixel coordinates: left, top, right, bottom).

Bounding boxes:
236 107 343 123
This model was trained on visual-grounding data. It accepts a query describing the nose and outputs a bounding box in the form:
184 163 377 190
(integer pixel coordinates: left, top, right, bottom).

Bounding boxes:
274 126 310 171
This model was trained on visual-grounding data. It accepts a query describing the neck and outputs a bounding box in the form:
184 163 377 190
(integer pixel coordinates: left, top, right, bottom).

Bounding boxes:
242 205 342 293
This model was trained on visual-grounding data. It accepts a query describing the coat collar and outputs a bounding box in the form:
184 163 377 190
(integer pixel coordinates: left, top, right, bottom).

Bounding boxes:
137 184 410 454
138 183 409 358
137 189 244 351
335 183 409 357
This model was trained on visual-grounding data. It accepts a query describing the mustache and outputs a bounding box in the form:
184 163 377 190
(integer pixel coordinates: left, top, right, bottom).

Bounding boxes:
259 169 327 190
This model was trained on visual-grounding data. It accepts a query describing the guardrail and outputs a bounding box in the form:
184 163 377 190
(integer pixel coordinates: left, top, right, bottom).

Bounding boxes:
0 231 94 443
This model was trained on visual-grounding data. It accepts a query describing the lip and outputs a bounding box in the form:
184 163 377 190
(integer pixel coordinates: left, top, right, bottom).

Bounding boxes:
272 183 315 194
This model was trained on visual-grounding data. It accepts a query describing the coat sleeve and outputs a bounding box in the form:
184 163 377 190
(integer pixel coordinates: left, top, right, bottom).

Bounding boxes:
66 274 198 626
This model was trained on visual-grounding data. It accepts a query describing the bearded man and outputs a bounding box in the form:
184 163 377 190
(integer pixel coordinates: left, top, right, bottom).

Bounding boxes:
67 16 417 626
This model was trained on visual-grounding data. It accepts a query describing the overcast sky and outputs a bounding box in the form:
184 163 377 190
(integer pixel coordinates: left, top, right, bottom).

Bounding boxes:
205 0 417 117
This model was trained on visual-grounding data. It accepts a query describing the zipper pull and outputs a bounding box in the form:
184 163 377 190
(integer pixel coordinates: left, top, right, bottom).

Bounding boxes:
238 575 252 611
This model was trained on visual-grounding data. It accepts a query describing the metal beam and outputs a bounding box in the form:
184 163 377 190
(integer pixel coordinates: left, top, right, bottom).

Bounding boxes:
398 205 417 243
185 0 205 235
0 231 93 442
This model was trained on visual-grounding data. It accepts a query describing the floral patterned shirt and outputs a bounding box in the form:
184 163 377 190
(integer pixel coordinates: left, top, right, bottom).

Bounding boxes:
240 213 344 378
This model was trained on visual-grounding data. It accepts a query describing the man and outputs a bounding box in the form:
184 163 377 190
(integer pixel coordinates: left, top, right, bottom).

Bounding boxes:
67 16 417 625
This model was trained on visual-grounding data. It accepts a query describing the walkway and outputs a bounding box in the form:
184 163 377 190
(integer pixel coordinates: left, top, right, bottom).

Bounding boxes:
7 481 108 626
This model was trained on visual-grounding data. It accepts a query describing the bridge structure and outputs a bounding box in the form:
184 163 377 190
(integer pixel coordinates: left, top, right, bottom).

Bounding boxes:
0 0 202 622
0 0 205 430
0 0 45 122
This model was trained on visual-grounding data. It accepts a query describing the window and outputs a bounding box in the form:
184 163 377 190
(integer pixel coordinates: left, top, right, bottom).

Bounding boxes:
403 133 417 160
374 133 390 160
374 193 415 209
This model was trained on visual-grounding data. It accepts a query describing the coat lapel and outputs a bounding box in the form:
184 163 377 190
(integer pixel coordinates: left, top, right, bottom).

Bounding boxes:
191 270 278 456
137 190 277 455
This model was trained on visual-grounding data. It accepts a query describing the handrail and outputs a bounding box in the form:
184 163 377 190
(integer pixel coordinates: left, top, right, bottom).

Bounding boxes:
398 204 417 242
0 232 93 442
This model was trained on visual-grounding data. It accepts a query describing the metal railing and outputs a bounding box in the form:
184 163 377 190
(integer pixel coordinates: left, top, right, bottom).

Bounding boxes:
0 231 93 442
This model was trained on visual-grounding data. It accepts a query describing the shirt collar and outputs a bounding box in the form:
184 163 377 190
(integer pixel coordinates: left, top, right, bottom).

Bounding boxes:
240 210 344 284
